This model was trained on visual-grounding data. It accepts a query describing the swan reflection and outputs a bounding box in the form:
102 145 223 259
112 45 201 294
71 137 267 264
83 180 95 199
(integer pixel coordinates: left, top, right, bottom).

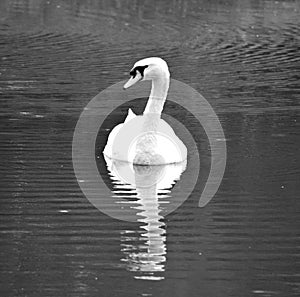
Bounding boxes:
104 156 186 280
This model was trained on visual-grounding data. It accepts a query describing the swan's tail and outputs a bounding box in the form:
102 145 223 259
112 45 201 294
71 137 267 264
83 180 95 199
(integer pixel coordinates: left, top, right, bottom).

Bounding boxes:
125 108 136 123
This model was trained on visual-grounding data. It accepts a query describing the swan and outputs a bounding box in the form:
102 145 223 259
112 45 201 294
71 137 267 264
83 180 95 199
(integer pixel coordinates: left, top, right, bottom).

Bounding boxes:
103 57 187 165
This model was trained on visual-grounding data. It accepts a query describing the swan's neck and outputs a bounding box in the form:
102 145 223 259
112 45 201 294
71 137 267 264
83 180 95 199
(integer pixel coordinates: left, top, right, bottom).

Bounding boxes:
143 75 169 115
136 75 169 154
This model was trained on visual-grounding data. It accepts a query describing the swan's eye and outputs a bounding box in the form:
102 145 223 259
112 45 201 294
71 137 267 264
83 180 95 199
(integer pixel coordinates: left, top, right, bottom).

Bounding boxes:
130 65 148 78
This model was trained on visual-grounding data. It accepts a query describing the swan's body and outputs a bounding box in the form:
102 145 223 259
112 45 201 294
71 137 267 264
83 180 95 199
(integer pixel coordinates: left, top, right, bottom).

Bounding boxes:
103 57 187 165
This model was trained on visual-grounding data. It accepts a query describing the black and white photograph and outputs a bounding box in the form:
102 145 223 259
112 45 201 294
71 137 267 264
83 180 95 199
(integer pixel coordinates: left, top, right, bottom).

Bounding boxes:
0 1 299 296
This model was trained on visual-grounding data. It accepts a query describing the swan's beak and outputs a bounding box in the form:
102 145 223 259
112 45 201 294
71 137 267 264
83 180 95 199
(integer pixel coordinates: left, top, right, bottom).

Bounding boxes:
123 72 142 89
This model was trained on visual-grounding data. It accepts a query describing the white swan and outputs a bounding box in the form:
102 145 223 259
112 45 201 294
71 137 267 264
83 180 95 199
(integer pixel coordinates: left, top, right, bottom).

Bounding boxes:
103 57 187 165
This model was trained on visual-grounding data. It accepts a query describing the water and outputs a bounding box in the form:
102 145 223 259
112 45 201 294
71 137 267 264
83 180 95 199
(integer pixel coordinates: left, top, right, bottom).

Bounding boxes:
0 0 299 296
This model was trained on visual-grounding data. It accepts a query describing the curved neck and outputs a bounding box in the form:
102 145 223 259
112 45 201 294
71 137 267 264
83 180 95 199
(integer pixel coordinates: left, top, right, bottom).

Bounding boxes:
143 75 169 115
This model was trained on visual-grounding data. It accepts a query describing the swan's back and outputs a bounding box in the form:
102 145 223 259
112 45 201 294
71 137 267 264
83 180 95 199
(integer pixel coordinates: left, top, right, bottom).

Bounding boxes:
104 115 187 164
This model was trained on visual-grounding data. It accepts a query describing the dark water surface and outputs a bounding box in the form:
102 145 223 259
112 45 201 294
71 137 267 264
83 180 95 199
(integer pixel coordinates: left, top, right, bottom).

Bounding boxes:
0 1 299 296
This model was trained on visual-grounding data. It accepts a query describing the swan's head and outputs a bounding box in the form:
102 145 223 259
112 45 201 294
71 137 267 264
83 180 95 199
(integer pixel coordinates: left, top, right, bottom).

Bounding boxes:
123 57 170 89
